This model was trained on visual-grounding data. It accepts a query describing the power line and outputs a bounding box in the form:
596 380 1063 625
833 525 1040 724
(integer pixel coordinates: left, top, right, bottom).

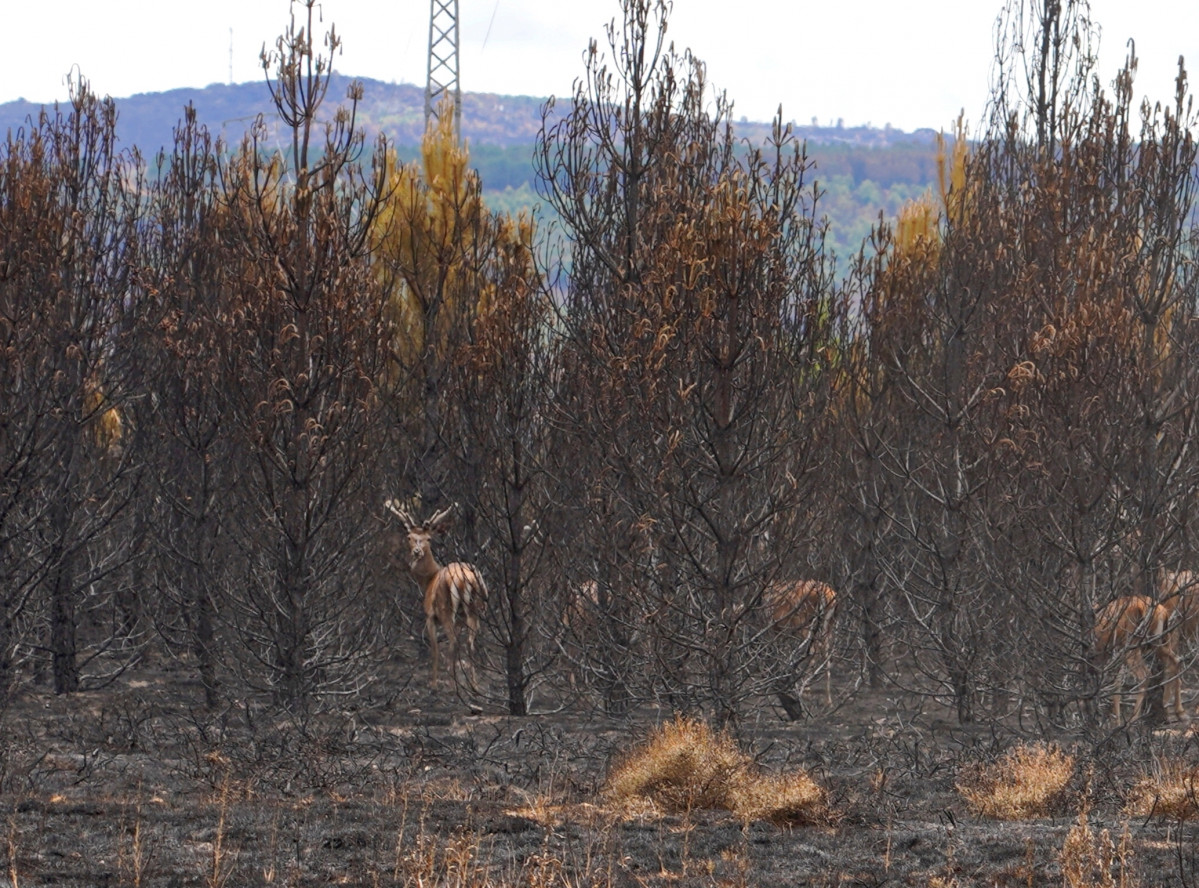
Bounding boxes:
482 0 500 51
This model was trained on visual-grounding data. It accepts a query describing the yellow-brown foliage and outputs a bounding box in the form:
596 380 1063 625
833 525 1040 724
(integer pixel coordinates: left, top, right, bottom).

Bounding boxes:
936 114 971 230
372 110 535 375
1126 760 1199 821
604 717 830 825
893 192 940 265
955 743 1075 820
84 381 123 453
373 111 485 365
605 717 747 812
882 114 970 282
866 122 971 376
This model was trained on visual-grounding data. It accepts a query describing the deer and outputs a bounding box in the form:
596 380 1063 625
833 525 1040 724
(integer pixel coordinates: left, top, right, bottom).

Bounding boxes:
1157 568 1199 716
1160 569 1199 646
384 499 488 688
558 579 601 694
562 580 600 639
1093 594 1183 723
765 580 838 718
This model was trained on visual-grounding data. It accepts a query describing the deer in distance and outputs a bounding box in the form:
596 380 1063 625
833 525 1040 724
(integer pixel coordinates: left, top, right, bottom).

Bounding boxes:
1160 568 1199 651
1158 568 1199 715
765 579 838 718
385 499 488 688
1093 593 1184 723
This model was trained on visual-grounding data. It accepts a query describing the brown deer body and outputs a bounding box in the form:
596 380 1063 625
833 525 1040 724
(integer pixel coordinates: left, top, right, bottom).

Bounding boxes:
559 580 600 693
1094 594 1183 722
1160 569 1199 646
386 500 488 687
766 580 838 712
1159 568 1199 719
564 580 600 632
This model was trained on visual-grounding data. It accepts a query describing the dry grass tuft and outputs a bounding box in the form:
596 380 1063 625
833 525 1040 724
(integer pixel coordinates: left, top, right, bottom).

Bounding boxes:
1126 760 1199 821
956 743 1075 820
729 769 830 826
1060 803 1137 888
605 717 749 813
604 716 830 825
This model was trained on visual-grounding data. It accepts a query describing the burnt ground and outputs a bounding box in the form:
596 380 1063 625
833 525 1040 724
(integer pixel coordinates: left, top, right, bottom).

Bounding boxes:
3 647 1199 887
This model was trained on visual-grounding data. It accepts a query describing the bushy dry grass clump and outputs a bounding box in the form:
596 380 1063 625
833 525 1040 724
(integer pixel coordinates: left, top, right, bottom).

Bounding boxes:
728 769 831 826
1126 760 1199 821
604 716 830 825
956 743 1075 820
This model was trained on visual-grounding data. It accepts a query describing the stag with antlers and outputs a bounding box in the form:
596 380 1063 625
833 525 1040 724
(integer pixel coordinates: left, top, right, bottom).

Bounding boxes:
385 500 488 688
1094 593 1183 722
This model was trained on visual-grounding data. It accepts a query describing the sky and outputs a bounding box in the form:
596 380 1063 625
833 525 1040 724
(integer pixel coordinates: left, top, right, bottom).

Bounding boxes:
2 1 1197 134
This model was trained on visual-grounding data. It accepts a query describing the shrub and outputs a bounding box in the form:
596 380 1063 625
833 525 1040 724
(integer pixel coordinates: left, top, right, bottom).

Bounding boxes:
956 743 1075 820
604 716 830 825
1126 760 1199 821
728 770 830 826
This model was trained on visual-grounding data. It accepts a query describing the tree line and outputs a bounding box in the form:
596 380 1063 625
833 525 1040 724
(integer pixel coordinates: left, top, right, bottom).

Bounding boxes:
1 0 1196 729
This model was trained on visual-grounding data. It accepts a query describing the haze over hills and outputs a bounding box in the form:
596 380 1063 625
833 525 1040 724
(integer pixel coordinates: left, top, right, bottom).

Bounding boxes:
0 76 945 259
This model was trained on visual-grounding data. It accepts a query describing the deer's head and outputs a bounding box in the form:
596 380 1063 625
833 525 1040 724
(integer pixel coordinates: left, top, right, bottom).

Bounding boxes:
385 499 457 570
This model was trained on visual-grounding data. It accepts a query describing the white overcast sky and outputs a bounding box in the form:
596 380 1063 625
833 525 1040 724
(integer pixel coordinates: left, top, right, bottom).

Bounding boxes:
2 1 1197 133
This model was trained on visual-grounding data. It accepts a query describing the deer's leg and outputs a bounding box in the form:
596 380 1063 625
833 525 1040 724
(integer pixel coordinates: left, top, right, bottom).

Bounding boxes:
1159 640 1185 721
1107 655 1126 721
1107 649 1135 721
443 618 460 687
463 611 480 660
1126 650 1149 721
462 612 482 688
426 614 441 686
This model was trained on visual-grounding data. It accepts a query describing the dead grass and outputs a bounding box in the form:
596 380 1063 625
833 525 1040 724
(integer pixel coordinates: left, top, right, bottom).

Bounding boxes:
956 742 1075 820
603 716 831 826
5 663 1197 886
1126 759 1199 821
728 769 831 826
1060 802 1138 888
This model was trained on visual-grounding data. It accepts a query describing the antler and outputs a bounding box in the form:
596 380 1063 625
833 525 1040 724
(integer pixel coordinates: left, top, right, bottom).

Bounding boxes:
426 503 457 534
384 498 417 531
385 498 459 534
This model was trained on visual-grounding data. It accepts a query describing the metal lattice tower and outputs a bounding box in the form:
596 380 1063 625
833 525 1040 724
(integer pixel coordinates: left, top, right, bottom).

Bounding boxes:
425 0 462 136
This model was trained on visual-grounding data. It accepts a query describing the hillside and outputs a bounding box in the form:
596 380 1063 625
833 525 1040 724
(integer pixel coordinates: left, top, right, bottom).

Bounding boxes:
0 76 944 259
0 77 545 153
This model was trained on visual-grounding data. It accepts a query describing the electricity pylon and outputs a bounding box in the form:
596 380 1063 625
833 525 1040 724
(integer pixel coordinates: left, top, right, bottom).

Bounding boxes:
425 0 461 136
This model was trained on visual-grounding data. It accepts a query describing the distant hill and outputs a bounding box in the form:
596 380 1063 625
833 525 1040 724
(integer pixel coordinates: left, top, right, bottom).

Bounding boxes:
0 76 552 155
0 74 941 157
0 77 946 259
